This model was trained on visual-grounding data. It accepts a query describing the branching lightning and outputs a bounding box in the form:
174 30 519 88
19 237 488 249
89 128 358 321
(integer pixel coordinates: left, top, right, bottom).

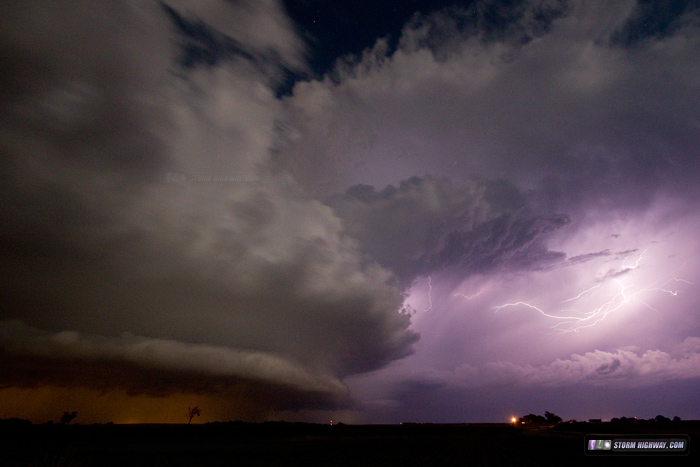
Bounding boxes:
491 249 692 333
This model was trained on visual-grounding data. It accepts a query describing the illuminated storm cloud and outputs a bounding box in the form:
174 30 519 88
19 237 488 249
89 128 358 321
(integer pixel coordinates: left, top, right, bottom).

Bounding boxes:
2 0 700 423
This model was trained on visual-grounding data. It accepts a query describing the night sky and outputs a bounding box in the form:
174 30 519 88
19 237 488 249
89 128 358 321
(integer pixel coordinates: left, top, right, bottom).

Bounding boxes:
1 0 700 425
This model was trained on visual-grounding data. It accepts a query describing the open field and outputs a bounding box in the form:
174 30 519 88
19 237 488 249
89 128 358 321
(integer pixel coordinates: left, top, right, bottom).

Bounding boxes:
3 421 699 466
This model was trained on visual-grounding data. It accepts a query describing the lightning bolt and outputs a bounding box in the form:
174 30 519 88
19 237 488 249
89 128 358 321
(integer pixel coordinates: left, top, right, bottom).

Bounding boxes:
622 248 649 270
560 283 602 303
454 288 484 300
492 250 691 333
423 275 433 312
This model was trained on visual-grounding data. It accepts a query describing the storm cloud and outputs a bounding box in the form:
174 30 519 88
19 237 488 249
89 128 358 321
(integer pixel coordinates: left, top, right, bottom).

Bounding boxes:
278 0 700 422
280 0 700 215
0 0 416 421
2 0 700 423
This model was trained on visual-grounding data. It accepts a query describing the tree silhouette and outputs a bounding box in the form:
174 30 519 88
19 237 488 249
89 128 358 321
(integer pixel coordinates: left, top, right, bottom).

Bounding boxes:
187 406 201 425
61 411 77 425
519 414 546 424
545 411 562 424
518 412 562 425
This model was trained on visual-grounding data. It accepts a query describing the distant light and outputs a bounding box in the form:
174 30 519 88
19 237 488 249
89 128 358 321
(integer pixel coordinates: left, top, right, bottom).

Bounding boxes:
330 420 333 426
511 417 517 423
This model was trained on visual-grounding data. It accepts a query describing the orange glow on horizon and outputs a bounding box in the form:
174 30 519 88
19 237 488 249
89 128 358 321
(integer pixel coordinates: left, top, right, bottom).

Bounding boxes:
0 386 271 424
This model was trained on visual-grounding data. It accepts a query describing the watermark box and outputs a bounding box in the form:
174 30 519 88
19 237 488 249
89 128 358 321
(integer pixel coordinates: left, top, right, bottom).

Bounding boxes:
585 434 689 456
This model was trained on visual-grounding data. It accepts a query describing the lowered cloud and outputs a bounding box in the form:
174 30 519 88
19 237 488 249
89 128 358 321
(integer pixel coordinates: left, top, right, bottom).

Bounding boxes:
163 0 305 70
0 320 345 399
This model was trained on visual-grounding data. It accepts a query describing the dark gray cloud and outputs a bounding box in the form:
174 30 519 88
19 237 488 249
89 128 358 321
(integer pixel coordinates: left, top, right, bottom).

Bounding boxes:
327 176 569 288
566 250 611 264
596 357 622 375
428 211 570 273
163 0 306 70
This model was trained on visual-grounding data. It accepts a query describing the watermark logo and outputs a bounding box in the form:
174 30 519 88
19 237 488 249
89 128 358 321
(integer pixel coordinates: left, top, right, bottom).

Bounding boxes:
585 434 689 456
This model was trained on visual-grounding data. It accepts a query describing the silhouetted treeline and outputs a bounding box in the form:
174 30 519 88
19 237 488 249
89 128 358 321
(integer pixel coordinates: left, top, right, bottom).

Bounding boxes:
609 415 681 423
518 411 562 425
516 412 684 427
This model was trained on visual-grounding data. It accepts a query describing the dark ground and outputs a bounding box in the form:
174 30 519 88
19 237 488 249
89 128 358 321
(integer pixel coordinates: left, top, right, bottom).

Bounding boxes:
3 420 698 466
